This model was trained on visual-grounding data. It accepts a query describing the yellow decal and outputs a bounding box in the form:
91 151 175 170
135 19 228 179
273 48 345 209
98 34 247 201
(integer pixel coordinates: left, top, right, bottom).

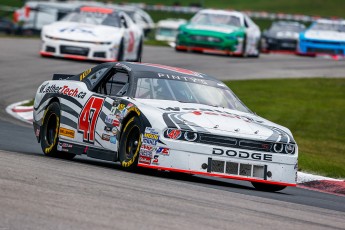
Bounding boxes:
59 127 75 138
118 104 126 111
79 68 92 81
144 133 159 140
127 107 141 116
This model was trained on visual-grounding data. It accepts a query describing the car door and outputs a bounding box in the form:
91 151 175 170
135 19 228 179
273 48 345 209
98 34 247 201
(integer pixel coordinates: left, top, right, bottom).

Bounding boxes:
243 15 260 55
91 69 130 151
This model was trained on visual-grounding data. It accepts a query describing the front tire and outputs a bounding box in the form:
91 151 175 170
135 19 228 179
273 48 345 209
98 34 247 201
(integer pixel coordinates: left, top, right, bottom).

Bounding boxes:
117 39 124 61
40 102 75 160
134 38 143 62
251 182 286 192
118 116 142 171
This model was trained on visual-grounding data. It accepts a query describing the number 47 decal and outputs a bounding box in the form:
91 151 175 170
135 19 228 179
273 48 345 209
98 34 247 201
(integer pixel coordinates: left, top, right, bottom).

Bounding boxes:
78 96 105 143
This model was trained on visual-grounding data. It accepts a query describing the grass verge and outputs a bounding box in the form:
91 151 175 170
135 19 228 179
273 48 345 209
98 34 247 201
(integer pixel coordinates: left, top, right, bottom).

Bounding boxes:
226 78 345 178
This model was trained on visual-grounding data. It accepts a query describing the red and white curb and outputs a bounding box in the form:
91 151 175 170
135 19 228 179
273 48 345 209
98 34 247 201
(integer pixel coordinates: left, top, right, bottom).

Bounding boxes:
5 100 33 125
5 100 345 195
297 172 345 196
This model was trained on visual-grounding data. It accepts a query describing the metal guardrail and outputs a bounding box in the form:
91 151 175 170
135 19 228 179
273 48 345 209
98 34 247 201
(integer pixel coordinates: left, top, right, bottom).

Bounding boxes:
143 4 343 22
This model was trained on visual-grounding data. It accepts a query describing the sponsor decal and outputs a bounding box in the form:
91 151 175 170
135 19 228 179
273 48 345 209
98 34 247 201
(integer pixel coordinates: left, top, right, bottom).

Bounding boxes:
57 142 72 152
79 68 92 81
152 155 159 165
115 63 132 72
102 133 110 141
212 148 273 162
159 107 261 124
141 144 154 151
110 136 116 144
105 115 120 127
40 84 87 99
39 83 49 93
60 27 95 36
166 129 182 140
145 127 158 135
112 127 118 135
118 104 126 111
113 118 120 127
139 149 152 158
157 73 207 85
139 156 151 165
139 63 204 77
156 147 170 156
143 138 158 145
59 127 75 138
144 133 159 140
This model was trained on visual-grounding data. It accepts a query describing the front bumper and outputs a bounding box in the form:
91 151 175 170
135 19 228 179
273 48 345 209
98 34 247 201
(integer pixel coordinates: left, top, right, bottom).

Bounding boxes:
40 37 119 62
176 33 243 55
262 37 298 51
138 139 298 186
298 39 345 56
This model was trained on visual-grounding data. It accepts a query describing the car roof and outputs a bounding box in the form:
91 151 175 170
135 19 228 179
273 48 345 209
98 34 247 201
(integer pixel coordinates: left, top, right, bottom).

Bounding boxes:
114 62 221 82
316 19 345 25
198 9 244 18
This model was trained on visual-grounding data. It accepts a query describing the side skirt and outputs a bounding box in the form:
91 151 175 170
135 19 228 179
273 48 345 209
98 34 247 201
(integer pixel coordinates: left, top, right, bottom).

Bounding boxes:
58 139 118 162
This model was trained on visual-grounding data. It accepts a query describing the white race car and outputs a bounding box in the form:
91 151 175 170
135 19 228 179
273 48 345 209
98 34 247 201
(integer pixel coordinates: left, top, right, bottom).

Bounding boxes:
40 6 143 62
33 62 298 192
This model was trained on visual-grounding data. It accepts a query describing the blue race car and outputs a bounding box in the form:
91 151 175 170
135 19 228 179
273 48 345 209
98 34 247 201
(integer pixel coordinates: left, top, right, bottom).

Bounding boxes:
298 19 345 56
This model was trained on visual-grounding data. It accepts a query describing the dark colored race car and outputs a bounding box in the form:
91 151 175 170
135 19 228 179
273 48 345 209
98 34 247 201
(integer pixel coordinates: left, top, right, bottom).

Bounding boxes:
261 21 305 52
33 62 298 192
0 17 15 34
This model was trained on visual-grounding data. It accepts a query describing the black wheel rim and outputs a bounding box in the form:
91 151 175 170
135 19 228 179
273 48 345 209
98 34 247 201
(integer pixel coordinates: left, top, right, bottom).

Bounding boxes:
46 113 57 145
125 126 140 159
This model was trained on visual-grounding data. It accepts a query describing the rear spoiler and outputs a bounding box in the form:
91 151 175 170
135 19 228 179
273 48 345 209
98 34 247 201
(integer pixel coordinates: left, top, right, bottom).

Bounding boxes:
52 74 75 80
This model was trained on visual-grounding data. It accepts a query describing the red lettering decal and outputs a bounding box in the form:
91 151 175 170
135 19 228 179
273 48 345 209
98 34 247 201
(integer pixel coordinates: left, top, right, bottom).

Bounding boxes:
78 96 104 142
127 31 135 52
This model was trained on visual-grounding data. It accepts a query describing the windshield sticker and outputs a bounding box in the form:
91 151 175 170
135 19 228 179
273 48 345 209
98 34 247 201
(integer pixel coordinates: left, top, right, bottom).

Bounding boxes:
139 63 204 77
157 73 208 85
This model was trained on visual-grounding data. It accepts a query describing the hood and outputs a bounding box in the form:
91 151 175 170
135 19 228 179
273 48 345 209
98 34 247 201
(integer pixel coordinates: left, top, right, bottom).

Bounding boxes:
304 29 345 41
136 99 295 144
184 23 241 34
42 21 123 42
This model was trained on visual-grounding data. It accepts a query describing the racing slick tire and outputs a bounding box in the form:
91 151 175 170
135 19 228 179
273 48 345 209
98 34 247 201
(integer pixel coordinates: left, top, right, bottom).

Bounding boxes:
117 39 124 61
240 35 248 57
251 182 286 192
118 116 143 171
134 38 143 62
40 102 76 160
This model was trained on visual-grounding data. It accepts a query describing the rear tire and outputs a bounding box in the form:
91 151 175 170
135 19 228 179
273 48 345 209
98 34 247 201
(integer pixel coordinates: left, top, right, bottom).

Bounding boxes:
118 116 143 171
117 39 124 61
251 182 286 192
134 38 143 62
40 102 76 160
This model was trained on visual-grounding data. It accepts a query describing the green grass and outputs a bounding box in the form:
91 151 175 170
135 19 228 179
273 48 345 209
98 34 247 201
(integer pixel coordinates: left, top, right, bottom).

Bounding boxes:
226 78 345 178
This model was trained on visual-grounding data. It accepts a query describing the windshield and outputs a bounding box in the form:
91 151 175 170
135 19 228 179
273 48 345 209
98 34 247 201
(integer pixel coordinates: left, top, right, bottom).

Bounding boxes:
61 12 121 27
157 27 177 36
135 78 251 113
311 22 345 32
271 24 304 32
191 13 241 27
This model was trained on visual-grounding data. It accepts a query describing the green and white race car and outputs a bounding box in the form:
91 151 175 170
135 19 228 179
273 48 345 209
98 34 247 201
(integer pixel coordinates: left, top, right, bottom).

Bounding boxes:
176 9 261 57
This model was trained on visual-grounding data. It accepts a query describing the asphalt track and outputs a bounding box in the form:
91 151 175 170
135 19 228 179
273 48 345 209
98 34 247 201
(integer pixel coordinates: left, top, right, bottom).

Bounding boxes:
0 38 344 230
